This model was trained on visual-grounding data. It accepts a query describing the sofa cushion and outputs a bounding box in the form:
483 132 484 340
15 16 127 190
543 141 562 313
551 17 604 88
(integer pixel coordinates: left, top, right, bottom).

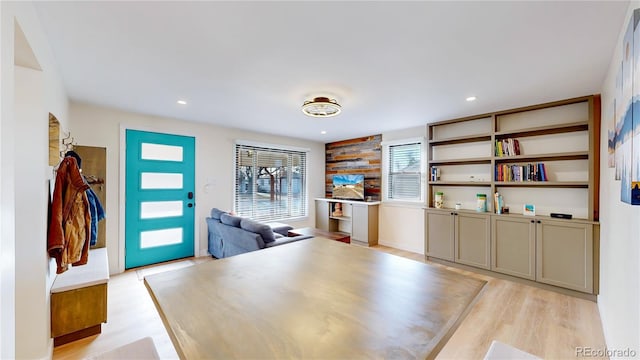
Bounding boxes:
240 218 276 243
220 213 243 228
266 222 294 236
210 208 227 220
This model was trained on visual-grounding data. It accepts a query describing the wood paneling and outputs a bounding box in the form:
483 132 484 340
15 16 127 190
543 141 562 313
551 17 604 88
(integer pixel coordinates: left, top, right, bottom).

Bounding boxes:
325 134 382 199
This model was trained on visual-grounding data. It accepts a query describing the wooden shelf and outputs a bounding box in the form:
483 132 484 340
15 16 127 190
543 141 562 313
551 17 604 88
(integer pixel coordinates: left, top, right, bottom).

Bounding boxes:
329 215 351 221
429 181 492 186
494 181 589 188
429 133 492 146
429 157 492 166
493 151 589 163
495 121 588 139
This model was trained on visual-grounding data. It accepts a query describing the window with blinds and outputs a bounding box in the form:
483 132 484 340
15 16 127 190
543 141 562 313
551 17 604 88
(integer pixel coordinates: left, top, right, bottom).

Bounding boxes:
234 143 307 222
384 140 424 202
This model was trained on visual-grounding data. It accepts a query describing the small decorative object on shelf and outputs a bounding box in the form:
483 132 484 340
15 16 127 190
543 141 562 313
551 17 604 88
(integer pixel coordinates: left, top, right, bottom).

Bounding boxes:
455 202 462 210
476 194 487 212
435 192 444 209
523 204 536 216
332 202 343 217
494 192 504 214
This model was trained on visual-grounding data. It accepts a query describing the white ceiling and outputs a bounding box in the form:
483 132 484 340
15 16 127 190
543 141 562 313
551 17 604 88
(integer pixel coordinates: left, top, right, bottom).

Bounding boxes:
34 1 628 142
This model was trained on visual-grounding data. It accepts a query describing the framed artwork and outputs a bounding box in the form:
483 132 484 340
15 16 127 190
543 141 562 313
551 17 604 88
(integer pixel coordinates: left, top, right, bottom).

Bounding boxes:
614 8 640 205
523 204 536 216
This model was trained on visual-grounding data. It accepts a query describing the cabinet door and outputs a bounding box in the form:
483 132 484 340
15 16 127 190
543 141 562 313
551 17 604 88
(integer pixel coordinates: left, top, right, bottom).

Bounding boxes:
351 204 378 246
536 220 593 293
491 216 535 280
315 200 332 231
425 210 454 261
455 213 491 269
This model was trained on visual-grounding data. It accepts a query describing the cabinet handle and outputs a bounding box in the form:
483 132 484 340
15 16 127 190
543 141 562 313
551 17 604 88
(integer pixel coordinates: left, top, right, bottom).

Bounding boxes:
530 220 534 223
450 212 454 215
454 213 458 216
537 220 541 224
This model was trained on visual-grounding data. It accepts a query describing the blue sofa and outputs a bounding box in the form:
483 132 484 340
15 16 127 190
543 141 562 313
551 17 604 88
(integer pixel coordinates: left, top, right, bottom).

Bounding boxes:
206 208 313 258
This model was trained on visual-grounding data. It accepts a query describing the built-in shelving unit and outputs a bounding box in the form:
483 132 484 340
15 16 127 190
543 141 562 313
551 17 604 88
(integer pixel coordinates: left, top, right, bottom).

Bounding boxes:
425 95 601 295
427 95 600 220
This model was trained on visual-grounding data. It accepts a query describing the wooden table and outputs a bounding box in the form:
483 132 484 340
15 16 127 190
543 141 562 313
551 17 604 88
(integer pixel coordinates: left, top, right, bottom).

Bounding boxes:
145 238 486 359
288 226 351 243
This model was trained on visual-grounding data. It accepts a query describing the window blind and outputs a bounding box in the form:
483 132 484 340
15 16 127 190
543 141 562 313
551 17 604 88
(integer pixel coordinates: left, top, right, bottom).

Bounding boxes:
387 142 422 201
234 144 307 222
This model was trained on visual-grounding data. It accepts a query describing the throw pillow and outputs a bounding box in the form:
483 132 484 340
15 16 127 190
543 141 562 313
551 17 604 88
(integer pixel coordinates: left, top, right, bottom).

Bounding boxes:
220 213 243 228
210 208 227 220
240 218 276 243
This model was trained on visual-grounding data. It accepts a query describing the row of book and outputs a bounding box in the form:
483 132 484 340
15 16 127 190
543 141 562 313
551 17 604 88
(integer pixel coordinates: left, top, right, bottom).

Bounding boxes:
429 167 441 181
496 163 548 182
495 138 521 157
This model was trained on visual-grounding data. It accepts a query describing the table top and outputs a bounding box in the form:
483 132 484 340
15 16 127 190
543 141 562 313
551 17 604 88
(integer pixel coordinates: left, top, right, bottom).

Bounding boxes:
288 227 350 243
144 238 486 359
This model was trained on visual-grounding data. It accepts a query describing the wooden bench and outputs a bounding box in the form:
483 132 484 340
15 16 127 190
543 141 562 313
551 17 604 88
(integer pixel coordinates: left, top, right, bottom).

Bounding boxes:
51 247 109 346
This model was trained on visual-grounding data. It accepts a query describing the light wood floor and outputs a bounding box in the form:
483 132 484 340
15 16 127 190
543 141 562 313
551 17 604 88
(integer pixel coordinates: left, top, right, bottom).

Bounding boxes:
52 244 607 360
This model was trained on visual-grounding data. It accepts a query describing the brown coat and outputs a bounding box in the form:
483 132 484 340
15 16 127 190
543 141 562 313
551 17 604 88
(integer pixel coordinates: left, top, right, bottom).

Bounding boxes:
48 157 91 274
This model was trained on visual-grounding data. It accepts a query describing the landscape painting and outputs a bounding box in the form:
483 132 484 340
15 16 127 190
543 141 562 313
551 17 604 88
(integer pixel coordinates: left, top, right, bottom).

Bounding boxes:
617 8 640 205
608 99 616 168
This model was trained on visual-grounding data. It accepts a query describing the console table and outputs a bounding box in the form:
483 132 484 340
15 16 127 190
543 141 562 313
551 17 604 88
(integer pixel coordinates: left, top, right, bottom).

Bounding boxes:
314 198 380 246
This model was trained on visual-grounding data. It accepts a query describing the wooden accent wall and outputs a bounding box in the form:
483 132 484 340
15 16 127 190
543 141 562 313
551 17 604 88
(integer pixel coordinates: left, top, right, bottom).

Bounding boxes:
325 134 382 200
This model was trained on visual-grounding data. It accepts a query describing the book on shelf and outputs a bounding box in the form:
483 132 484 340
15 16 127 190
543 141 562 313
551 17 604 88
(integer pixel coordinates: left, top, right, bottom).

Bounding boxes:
430 166 441 181
495 162 548 182
495 138 521 157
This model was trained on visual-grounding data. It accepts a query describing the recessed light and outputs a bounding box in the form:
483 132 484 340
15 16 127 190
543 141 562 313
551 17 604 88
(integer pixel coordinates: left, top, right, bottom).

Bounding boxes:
321 130 327 135
177 100 187 105
466 96 477 102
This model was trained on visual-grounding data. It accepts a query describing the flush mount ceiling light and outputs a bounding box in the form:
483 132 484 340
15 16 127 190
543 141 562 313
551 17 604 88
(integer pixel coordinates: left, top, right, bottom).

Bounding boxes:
302 97 341 117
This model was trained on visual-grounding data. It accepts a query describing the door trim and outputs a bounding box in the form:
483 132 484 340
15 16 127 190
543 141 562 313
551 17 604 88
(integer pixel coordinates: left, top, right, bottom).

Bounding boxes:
118 124 199 273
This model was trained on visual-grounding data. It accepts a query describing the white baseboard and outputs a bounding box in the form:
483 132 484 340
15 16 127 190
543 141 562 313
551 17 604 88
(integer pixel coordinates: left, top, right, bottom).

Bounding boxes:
378 239 424 255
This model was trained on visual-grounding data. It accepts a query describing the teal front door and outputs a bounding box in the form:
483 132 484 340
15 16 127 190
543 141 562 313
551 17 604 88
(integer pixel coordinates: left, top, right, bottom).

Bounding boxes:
125 129 195 269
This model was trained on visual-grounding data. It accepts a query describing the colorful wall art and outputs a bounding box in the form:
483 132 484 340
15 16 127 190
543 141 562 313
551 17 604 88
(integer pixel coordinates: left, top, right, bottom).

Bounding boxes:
613 9 640 205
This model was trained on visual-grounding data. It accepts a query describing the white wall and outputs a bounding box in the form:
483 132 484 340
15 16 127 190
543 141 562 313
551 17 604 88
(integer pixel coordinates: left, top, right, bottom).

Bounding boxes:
0 2 69 359
14 65 50 359
599 2 640 357
69 102 325 274
378 125 427 254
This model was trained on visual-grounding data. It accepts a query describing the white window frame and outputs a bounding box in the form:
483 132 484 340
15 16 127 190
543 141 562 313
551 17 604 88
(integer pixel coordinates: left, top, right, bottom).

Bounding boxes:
233 140 309 222
381 137 426 204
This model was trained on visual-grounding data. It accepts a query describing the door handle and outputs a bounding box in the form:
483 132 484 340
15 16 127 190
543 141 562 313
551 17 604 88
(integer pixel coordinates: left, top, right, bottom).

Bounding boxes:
188 192 194 199
188 203 193 208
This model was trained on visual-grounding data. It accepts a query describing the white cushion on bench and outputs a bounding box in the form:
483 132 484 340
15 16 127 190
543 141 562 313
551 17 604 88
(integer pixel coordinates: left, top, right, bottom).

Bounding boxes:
85 337 159 360
51 247 109 293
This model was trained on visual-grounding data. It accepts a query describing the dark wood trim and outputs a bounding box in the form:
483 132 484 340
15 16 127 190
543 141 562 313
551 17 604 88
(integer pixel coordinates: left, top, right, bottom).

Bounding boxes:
54 324 102 347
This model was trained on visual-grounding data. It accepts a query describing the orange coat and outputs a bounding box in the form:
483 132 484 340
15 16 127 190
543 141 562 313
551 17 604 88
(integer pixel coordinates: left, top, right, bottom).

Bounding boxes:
48 157 91 274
